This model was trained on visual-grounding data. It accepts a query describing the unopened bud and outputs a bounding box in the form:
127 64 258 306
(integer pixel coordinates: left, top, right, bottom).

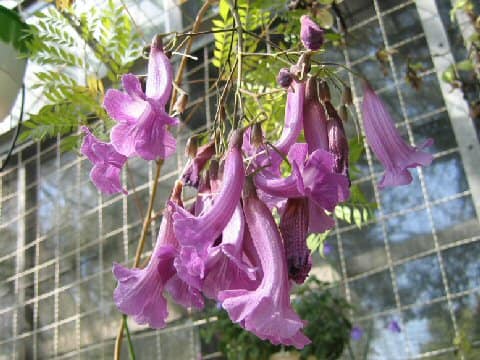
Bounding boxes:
300 15 324 51
230 129 244 149
318 80 331 102
185 136 198 158
305 77 319 102
342 86 353 105
339 105 348 123
251 123 263 148
277 68 294 88
152 34 163 51
174 93 188 114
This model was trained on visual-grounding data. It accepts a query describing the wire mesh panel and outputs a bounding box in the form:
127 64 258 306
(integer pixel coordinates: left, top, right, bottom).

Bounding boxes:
0 0 479 359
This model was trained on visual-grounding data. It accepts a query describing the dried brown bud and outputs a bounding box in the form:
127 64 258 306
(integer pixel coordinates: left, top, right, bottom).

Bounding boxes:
318 80 331 102
339 105 348 123
250 123 263 148
173 93 188 114
171 181 183 207
342 86 353 105
185 136 198 158
229 129 244 149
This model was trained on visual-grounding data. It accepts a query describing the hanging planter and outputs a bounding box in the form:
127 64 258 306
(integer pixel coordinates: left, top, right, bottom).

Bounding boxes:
0 5 30 121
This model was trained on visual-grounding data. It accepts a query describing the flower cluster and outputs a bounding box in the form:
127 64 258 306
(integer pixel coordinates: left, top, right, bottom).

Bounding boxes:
81 17 433 349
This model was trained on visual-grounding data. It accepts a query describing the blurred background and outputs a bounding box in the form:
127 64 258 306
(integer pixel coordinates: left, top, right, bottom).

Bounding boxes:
0 0 479 358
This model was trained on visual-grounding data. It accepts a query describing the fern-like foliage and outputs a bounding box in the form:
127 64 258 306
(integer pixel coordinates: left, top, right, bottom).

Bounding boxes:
20 1 141 149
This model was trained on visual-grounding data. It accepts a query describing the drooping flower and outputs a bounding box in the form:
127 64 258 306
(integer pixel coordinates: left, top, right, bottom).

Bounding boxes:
202 204 258 300
362 83 433 188
172 131 245 287
80 126 127 195
103 36 178 161
182 142 215 187
279 198 311 284
219 180 311 349
303 77 328 154
325 101 350 180
112 183 203 328
300 15 324 51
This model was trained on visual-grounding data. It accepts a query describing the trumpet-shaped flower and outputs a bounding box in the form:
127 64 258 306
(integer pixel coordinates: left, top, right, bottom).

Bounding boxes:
103 36 178 160
219 182 310 348
303 77 328 154
112 184 203 328
80 126 127 195
362 83 433 188
325 101 350 179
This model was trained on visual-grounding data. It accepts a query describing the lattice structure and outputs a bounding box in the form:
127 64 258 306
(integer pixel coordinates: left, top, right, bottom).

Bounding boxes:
0 0 479 359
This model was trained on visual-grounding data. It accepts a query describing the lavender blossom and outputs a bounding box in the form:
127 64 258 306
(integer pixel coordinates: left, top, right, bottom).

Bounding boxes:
219 180 310 348
303 77 328 154
103 36 178 161
80 127 127 195
300 15 324 51
362 83 433 188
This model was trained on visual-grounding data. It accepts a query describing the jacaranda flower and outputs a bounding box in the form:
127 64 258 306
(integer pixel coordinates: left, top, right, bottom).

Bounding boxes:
80 126 127 195
303 77 328 154
362 83 433 188
112 183 203 328
300 15 324 51
219 180 311 348
325 101 350 180
103 36 178 161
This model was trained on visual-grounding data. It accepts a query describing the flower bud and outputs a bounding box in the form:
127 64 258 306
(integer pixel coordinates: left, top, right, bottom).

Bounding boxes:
300 15 324 51
318 80 331 102
185 136 198 158
277 68 294 88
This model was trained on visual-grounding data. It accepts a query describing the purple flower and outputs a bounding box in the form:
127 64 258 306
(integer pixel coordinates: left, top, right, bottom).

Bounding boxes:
172 131 245 287
325 101 349 179
279 198 311 284
387 320 401 333
303 77 328 154
322 242 333 256
112 184 203 328
80 126 127 195
182 142 215 187
202 204 258 300
351 326 364 341
362 83 433 189
277 68 294 88
219 181 311 349
300 15 324 51
103 36 178 161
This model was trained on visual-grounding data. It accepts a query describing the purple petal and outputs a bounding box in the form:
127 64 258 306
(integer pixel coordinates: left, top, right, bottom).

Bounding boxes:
110 122 137 157
182 142 216 187
300 15 324 51
90 163 126 195
275 81 305 154
362 83 433 189
326 102 349 177
103 89 149 123
134 110 177 160
308 200 335 233
173 140 245 255
303 77 328 153
280 198 311 284
122 74 145 100
145 36 173 105
164 274 204 309
219 184 310 348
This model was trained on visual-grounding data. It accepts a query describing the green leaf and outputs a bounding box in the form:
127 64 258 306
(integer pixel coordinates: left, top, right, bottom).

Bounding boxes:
442 66 456 84
456 59 474 72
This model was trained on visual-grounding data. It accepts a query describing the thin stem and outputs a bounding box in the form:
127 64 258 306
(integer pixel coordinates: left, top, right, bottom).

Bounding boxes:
123 315 136 360
169 0 218 112
227 0 244 128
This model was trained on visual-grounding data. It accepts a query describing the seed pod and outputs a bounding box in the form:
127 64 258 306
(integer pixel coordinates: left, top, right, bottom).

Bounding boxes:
342 86 353 105
318 80 331 102
173 93 188 114
185 136 198 158
250 123 263 148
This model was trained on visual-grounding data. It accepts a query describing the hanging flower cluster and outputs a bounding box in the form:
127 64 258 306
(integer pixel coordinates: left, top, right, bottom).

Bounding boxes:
81 16 433 349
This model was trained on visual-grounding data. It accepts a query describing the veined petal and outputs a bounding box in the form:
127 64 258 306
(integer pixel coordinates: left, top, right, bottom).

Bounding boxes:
275 81 305 154
145 36 173 105
103 89 149 123
219 182 310 349
90 163 126 195
182 142 215 187
308 200 335 233
362 83 433 188
122 74 145 100
110 122 137 157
